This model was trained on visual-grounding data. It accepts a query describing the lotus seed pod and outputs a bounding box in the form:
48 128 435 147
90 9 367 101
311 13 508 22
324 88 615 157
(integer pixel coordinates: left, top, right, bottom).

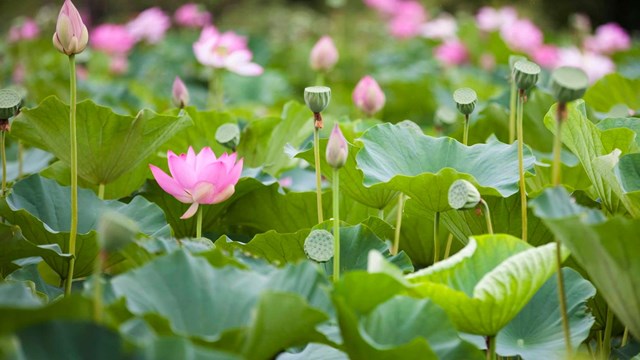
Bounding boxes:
97 211 139 253
397 120 423 135
215 123 241 150
550 66 588 103
304 86 331 114
0 89 22 120
448 179 481 210
304 229 334 262
508 55 527 74
513 60 540 91
453 88 477 115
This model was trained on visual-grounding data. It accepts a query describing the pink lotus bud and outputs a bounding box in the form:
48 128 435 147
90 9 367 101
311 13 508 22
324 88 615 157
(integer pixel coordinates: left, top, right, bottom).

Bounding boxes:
326 124 348 169
434 40 469 66
53 0 89 55
310 36 339 72
352 76 385 117
172 77 190 108
175 3 212 28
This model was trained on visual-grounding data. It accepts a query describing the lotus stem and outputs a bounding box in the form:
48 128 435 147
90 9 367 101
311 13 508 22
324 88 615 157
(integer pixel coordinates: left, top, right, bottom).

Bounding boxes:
64 54 78 297
208 70 224 110
378 208 384 220
463 114 469 145
315 73 325 86
509 81 517 143
98 183 105 200
332 168 340 282
1 131 6 196
553 103 566 186
444 233 453 258
622 327 630 347
196 206 203 239
486 335 497 360
602 307 614 359
516 90 527 242
433 211 440 263
480 199 494 234
17 141 24 178
93 250 104 323
313 126 324 223
392 194 405 255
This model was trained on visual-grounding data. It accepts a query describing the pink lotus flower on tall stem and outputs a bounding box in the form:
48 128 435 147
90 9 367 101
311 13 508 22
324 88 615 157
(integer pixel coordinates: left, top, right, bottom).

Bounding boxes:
434 40 469 66
53 0 89 55
353 76 386 117
583 23 631 54
91 24 136 55
175 3 212 28
127 7 171 44
150 147 243 219
193 25 263 76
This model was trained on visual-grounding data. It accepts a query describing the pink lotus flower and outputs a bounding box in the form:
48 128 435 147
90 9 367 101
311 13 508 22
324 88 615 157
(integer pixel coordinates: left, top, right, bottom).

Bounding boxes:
500 18 543 53
475 6 517 32
310 36 339 72
388 1 427 39
557 47 615 83
9 18 40 42
109 54 129 75
193 25 263 76
353 76 386 117
420 14 457 41
91 24 136 55
532 45 560 68
174 3 212 28
583 23 631 54
53 0 89 55
150 147 243 219
434 40 469 66
363 0 400 15
127 7 171 44
172 77 190 108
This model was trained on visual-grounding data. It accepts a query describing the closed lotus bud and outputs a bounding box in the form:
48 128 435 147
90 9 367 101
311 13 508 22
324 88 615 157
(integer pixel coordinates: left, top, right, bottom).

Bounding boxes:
53 0 89 56
453 87 477 115
172 77 189 108
550 66 588 103
310 36 339 72
304 86 331 114
448 179 481 210
304 229 334 262
353 76 385 117
215 123 241 150
326 124 348 169
513 60 540 90
97 211 138 253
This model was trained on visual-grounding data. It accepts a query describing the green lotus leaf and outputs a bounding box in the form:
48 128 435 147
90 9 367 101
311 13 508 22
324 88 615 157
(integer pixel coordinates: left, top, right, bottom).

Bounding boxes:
1 147 53 183
356 123 535 212
0 175 170 279
407 234 565 335
278 344 347 360
0 281 43 308
6 261 64 302
144 336 241 360
583 73 640 113
13 96 192 185
0 295 93 335
531 187 640 339
597 117 640 147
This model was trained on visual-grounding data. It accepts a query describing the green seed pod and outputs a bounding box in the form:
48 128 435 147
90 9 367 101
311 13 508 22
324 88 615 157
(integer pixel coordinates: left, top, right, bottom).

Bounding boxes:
453 88 477 115
0 89 22 120
448 179 481 210
215 123 241 150
303 229 334 262
549 66 588 103
509 55 527 74
97 211 139 253
304 86 331 113
513 60 540 91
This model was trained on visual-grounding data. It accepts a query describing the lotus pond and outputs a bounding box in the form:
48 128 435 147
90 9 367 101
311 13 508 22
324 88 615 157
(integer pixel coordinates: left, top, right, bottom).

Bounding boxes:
1 1 639 359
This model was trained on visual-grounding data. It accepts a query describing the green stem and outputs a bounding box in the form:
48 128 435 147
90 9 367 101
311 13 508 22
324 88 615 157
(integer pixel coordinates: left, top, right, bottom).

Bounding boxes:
556 240 572 358
332 168 340 282
1 131 6 196
98 183 105 200
509 81 517 143
378 208 384 220
433 211 440 263
93 251 103 323
17 141 24 178
313 127 324 224
480 199 494 234
516 91 527 242
208 70 224 110
603 306 614 359
196 206 203 238
392 194 405 255
486 335 496 360
315 72 325 86
64 54 78 297
622 327 630 347
463 114 469 145
553 103 565 186
444 233 453 258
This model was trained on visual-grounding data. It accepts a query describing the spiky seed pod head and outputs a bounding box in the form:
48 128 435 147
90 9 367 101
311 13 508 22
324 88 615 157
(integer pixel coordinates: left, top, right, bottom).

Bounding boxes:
513 60 541 91
304 86 331 114
304 229 334 262
453 87 477 115
550 66 589 103
448 179 481 210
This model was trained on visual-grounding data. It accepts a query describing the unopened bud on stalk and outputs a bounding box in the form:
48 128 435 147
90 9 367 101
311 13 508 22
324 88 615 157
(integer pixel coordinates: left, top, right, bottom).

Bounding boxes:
0 89 22 132
353 76 385 117
453 88 477 115
550 66 588 103
448 179 481 210
513 60 540 91
97 211 138 253
309 36 339 72
52 0 89 56
172 77 190 108
304 229 334 262
215 123 241 150
326 124 348 169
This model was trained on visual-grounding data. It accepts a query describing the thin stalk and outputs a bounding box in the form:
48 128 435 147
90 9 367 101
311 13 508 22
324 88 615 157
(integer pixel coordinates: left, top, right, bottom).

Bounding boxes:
378 208 384 220
486 335 497 360
1 132 6 196
552 103 565 186
98 183 105 200
93 251 104 323
392 194 405 255
433 211 440 263
18 141 24 178
509 81 517 143
444 233 453 258
516 90 527 242
602 307 614 359
463 114 470 145
480 199 494 234
64 54 78 297
315 72 325 86
313 126 324 223
622 327 630 347
208 71 224 110
196 206 203 238
332 168 340 282
596 331 603 357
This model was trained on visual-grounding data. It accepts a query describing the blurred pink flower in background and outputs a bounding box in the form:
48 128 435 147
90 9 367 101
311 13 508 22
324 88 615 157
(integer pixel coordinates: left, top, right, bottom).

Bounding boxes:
109 54 129 75
532 44 560 68
363 0 399 16
420 14 457 41
353 75 386 117
309 36 339 72
193 25 263 76
8 18 40 42
434 40 469 66
388 1 427 39
583 23 630 54
557 47 615 83
500 19 543 53
127 7 171 44
479 53 496 71
174 3 212 28
150 147 243 219
475 6 517 32
91 24 136 55
12 64 25 84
